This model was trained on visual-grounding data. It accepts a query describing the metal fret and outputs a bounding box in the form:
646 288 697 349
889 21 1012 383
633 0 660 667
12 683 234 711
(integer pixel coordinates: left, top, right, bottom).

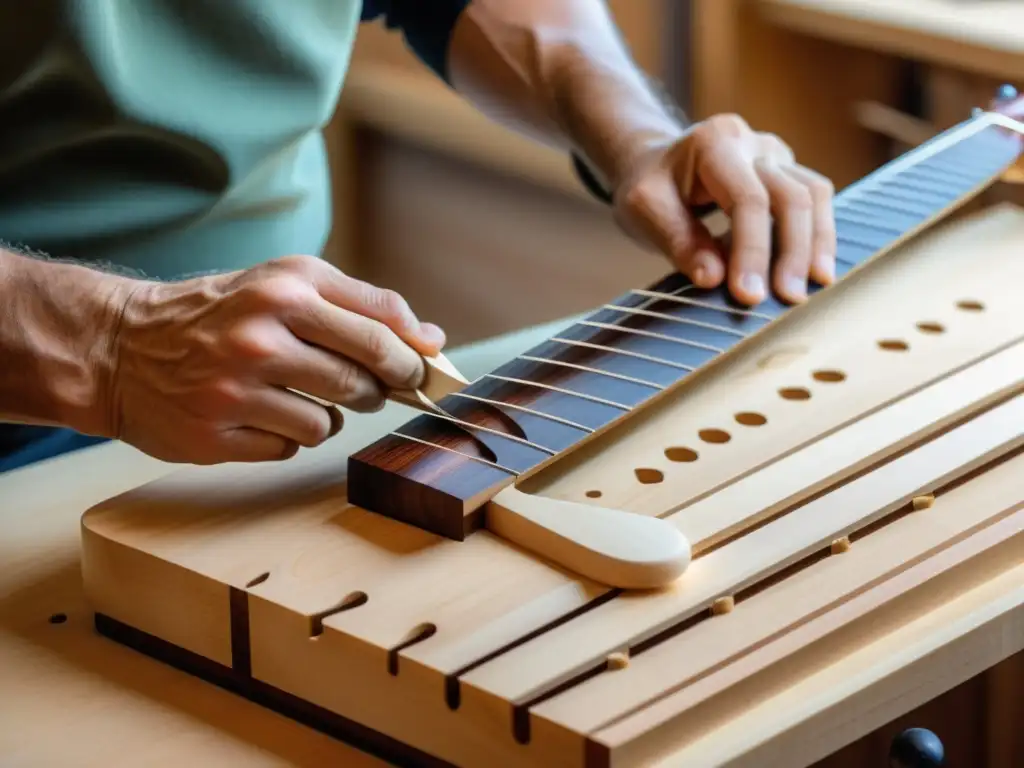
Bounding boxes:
870 188 948 212
389 432 520 475
578 320 726 353
902 165 977 185
550 336 696 372
838 233 887 252
601 304 748 338
518 354 665 389
628 289 774 321
833 212 903 236
884 179 958 200
483 373 632 411
448 391 594 433
417 411 557 455
842 194 931 219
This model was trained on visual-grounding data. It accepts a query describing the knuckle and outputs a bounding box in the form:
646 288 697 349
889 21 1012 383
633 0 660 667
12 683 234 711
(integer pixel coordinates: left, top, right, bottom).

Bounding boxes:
781 184 814 212
378 288 410 321
361 284 412 323
334 361 364 400
224 324 278 362
348 391 387 414
621 177 659 212
204 378 246 411
811 175 835 199
334 364 384 412
709 112 749 135
267 254 319 275
734 186 771 211
241 275 311 314
362 321 393 367
760 132 788 151
296 412 331 447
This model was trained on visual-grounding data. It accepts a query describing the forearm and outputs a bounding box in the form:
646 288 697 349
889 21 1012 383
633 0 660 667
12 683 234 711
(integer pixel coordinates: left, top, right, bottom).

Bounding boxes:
0 250 130 434
448 0 687 191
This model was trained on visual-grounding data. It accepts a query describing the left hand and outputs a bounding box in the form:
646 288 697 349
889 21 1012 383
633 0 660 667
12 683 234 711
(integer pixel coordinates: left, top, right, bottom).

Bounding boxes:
612 113 837 305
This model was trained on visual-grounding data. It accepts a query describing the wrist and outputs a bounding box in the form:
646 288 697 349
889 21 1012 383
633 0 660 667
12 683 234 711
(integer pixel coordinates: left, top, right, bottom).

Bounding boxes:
549 43 687 193
1 252 140 435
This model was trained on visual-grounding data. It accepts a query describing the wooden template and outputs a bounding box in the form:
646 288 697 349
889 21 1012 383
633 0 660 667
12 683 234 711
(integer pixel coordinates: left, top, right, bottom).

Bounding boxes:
78 106 1024 766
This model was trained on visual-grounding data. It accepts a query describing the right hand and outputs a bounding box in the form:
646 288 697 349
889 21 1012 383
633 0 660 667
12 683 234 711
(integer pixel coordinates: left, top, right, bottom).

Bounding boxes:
104 255 445 465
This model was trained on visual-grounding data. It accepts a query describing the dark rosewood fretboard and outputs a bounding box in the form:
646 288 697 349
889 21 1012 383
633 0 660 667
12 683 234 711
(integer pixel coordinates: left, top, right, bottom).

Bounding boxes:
348 116 1022 540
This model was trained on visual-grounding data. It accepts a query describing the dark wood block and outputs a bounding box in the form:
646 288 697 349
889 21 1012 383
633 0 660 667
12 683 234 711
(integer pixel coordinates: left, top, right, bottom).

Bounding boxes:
347 431 514 541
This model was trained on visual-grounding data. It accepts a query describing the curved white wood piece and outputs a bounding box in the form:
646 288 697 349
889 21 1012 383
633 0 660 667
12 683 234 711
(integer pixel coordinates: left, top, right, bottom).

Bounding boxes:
485 485 692 589
389 352 470 413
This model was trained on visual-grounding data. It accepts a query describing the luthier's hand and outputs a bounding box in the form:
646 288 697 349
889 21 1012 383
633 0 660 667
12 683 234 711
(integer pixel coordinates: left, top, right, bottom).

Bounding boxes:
444 0 836 306
106 256 445 464
611 116 837 305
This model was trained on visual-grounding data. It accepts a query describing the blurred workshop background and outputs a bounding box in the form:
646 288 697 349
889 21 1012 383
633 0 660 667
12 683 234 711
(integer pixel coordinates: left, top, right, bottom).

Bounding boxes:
326 0 1022 348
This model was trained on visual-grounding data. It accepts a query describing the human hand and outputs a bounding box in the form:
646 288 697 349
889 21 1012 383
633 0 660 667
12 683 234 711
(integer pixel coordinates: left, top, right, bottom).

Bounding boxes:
612 114 837 305
105 255 445 464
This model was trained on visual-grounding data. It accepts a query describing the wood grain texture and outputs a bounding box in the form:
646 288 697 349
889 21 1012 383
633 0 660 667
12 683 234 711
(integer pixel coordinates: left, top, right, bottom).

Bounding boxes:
75 204 1024 766
77 399 1024 766
349 119 1023 540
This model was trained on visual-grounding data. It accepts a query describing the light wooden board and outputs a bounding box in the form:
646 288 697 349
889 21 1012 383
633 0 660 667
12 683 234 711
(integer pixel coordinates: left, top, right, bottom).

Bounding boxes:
0 318 570 768
760 0 1024 82
461 396 1024 701
532 445 1024 737
78 203 1024 767
526 202 1024 510
0 442 391 768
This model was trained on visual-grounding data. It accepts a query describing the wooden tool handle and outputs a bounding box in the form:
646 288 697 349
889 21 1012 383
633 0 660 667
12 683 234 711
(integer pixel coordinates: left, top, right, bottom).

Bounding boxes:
485 485 692 589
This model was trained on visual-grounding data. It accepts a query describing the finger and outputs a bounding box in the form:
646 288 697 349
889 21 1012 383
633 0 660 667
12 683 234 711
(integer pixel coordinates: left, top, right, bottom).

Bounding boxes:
286 298 426 390
696 143 772 304
756 160 814 303
307 265 446 356
261 337 386 412
617 171 725 288
210 428 300 464
783 165 837 286
239 385 337 448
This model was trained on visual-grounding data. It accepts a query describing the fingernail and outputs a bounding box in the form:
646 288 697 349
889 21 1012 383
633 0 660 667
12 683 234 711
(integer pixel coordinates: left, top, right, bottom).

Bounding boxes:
691 250 717 287
419 322 446 347
819 256 835 283
785 275 807 301
740 273 765 301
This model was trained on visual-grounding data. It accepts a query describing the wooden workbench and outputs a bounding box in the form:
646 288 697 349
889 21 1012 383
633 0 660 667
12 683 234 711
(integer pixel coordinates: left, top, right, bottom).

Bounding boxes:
0 318 578 767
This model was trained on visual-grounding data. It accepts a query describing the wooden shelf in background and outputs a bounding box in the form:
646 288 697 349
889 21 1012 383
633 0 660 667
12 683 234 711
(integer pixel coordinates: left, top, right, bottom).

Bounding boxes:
338 65 593 204
760 0 1024 82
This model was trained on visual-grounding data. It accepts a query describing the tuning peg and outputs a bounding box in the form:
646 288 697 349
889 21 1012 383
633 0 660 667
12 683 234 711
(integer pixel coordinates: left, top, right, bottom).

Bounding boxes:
889 728 945 768
996 84 1019 103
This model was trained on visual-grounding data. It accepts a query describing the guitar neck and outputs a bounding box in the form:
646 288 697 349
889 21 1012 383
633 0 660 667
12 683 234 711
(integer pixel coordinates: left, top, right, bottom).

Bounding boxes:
347 113 1023 540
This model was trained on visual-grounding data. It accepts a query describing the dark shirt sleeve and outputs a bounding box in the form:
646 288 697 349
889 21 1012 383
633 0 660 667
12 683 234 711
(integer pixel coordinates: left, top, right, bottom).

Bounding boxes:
360 0 470 83
360 1 611 205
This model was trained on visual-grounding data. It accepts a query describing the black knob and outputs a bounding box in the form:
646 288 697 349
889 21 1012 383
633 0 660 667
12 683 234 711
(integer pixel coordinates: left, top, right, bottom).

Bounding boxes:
889 728 945 767
996 84 1019 103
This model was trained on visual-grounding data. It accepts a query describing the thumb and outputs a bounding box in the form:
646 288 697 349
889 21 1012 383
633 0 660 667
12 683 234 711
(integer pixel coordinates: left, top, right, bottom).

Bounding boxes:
614 171 725 288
